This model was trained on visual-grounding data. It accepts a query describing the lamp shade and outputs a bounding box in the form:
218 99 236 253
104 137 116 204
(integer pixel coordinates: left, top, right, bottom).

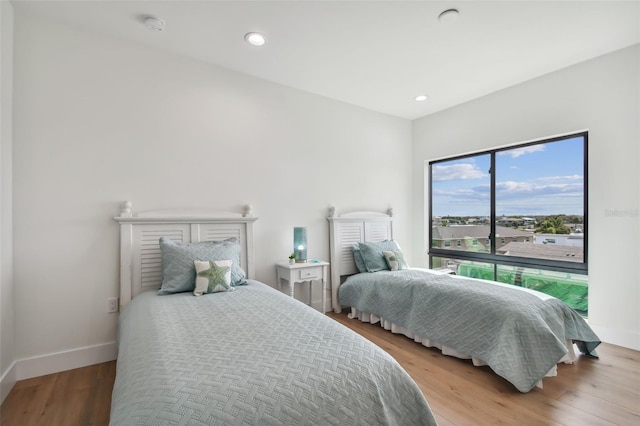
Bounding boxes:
293 227 308 263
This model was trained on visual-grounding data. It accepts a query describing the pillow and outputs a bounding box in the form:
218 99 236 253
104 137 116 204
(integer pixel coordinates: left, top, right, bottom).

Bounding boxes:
358 240 400 272
158 237 246 295
352 243 367 273
193 260 234 295
383 250 409 271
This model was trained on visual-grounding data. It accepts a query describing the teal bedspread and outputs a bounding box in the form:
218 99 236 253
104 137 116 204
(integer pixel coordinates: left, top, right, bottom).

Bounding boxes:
110 280 437 425
339 269 600 393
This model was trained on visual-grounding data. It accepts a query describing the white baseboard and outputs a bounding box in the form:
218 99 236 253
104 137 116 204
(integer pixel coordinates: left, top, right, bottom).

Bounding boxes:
590 324 640 351
15 342 117 382
0 361 17 404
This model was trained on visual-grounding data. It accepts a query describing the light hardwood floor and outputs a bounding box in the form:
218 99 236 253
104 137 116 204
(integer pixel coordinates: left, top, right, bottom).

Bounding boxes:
328 312 640 426
2 313 639 425
1 361 115 426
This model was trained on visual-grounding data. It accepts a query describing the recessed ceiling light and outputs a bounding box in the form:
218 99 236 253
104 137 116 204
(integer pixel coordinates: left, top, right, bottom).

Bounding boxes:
144 17 165 31
245 32 266 46
438 9 460 23
415 95 429 102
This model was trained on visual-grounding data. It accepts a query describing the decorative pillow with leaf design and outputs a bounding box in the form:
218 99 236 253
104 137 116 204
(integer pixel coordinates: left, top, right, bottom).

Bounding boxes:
383 250 409 271
193 260 234 295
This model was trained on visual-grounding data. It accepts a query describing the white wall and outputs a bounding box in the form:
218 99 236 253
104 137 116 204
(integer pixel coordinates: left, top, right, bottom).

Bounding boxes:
12 11 413 374
412 45 640 350
0 0 16 402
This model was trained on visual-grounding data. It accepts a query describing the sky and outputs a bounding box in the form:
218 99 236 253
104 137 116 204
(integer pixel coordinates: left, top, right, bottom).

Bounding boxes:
430 136 585 217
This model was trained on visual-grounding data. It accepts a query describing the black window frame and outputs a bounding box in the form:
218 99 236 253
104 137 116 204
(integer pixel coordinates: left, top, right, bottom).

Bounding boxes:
428 131 588 275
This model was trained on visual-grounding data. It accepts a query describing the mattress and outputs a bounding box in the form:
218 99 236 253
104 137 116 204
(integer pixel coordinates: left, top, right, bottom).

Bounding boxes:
338 268 600 392
110 280 437 425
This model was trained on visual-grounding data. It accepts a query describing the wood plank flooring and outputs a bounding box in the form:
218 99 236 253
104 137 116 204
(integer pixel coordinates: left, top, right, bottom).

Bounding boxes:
1 313 638 425
327 312 640 426
1 361 115 426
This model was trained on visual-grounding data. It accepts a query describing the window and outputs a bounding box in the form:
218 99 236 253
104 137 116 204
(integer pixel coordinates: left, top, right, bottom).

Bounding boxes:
428 132 588 313
444 240 451 247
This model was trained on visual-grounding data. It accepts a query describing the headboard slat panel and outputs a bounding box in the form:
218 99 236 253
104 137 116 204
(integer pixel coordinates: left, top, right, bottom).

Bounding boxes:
365 221 391 242
115 203 257 310
339 222 364 276
327 208 394 313
132 224 190 299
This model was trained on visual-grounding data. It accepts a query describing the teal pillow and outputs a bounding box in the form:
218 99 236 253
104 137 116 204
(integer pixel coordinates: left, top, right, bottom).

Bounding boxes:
159 237 246 295
358 240 400 272
383 249 409 271
352 243 367 273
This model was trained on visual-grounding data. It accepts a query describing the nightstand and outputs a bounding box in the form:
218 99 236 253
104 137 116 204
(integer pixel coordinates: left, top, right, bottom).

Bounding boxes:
276 260 329 313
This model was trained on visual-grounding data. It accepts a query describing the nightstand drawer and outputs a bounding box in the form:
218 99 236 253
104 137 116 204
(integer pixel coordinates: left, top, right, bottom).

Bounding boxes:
298 266 322 280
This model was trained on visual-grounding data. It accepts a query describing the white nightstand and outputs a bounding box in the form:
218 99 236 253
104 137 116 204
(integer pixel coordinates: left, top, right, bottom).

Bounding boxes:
276 260 329 313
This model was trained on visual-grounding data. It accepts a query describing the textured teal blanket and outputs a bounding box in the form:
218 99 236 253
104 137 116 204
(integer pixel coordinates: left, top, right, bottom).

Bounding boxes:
339 269 600 392
111 280 437 425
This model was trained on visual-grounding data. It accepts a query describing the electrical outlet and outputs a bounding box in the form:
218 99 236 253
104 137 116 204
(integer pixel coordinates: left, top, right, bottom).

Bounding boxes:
107 297 119 313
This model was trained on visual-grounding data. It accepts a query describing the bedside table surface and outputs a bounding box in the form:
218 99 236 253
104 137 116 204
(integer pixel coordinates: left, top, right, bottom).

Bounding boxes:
276 260 329 269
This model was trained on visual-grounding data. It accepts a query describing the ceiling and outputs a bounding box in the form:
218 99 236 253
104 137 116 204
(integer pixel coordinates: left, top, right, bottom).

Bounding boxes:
12 0 640 120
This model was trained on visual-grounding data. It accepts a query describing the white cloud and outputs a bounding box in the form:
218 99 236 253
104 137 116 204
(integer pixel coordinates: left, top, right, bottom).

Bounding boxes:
495 181 583 199
433 177 584 216
535 174 583 182
498 145 545 158
434 180 583 206
432 163 486 182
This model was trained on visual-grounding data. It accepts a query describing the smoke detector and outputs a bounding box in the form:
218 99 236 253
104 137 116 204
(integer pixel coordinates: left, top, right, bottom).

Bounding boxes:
144 17 165 31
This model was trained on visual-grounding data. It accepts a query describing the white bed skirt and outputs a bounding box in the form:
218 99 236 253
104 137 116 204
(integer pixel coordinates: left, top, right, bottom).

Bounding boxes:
348 307 577 388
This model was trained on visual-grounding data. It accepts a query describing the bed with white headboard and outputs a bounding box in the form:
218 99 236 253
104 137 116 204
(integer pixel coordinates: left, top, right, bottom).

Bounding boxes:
326 206 394 313
109 202 436 425
326 206 601 393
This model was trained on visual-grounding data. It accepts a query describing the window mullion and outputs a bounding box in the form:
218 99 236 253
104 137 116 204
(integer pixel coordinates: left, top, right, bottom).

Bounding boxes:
490 153 496 255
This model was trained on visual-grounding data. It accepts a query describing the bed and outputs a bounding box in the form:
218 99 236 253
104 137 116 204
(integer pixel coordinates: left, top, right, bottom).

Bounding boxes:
111 202 437 425
327 207 601 393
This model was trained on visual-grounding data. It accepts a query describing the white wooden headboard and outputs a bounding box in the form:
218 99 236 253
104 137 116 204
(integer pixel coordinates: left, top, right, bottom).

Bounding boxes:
327 207 394 313
114 201 258 310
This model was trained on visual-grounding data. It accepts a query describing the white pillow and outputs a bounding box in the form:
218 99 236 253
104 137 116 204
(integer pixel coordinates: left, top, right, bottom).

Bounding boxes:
193 259 234 296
